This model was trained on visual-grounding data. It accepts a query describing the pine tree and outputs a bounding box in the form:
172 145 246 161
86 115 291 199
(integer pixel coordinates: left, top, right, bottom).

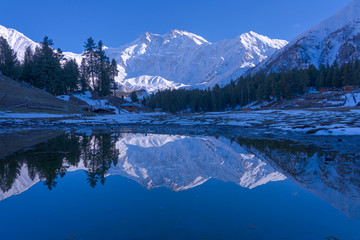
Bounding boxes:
96 40 111 96
83 38 97 90
20 46 34 83
79 58 89 92
63 59 80 94
31 36 63 95
109 59 119 96
0 36 20 78
130 91 138 102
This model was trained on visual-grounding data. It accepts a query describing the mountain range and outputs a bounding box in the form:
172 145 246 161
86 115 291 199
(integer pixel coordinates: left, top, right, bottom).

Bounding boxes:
1 0 360 93
0 25 287 93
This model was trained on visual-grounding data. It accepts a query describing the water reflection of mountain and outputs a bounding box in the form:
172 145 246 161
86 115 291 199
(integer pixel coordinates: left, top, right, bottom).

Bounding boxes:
0 132 359 218
236 138 360 219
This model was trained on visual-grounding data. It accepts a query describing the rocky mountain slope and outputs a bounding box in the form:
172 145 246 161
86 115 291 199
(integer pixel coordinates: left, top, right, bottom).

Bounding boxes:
252 0 360 74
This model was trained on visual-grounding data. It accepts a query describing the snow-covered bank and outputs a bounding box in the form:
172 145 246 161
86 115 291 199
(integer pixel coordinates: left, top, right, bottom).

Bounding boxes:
1 108 360 136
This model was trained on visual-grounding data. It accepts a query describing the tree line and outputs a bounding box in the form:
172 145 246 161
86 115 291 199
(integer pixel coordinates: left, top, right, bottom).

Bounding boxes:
145 61 360 113
0 36 118 96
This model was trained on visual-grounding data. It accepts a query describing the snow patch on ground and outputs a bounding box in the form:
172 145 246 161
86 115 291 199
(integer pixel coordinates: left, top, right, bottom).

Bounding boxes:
57 95 70 101
343 92 360 107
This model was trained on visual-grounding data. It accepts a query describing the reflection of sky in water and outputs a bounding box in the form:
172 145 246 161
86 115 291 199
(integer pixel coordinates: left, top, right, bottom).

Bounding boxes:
0 133 359 240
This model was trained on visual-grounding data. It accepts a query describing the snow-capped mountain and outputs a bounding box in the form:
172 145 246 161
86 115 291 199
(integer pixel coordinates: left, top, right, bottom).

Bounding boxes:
106 30 287 92
0 24 287 92
251 0 360 74
0 25 38 61
0 25 80 64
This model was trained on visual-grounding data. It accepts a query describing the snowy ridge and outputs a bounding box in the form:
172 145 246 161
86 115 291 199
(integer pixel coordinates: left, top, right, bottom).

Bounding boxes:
252 0 360 73
0 25 81 63
121 75 189 93
0 25 38 61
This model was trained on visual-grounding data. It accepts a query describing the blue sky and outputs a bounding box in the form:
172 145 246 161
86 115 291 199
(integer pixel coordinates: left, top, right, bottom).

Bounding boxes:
1 0 352 53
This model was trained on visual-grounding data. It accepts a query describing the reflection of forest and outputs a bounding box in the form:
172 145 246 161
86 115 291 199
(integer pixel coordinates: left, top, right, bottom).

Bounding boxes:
0 133 120 192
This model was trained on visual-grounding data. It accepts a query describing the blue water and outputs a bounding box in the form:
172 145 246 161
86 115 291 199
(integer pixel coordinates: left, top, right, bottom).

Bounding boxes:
0 133 359 240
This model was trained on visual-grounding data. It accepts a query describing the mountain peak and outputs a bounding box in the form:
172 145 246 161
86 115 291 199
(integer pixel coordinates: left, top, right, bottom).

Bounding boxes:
310 0 360 35
237 31 288 50
164 29 210 45
0 24 38 61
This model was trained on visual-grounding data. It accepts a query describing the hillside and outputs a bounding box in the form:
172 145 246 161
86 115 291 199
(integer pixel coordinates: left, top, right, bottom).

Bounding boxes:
0 74 81 113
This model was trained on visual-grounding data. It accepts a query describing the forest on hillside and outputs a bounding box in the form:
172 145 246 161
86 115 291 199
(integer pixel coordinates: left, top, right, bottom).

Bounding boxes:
144 62 360 113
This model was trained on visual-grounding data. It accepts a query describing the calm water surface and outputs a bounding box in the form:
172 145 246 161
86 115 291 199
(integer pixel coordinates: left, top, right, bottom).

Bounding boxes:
0 131 359 240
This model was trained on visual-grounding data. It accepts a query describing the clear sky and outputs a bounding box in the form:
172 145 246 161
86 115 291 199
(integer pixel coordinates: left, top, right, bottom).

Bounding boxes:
0 0 353 53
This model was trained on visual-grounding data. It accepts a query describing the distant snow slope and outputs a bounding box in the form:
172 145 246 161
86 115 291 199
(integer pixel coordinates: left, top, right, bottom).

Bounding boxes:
252 0 360 74
0 24 287 93
0 25 79 63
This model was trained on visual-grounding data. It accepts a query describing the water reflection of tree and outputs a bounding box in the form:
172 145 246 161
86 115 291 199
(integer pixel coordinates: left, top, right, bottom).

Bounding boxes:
83 134 119 188
0 133 120 192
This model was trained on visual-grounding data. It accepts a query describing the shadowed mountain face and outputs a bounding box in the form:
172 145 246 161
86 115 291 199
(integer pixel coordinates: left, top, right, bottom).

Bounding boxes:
0 132 359 219
252 0 360 74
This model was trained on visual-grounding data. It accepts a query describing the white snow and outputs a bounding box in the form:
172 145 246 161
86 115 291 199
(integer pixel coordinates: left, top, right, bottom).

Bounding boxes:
0 25 38 61
72 91 119 114
57 95 70 101
121 75 189 93
106 30 287 91
343 92 360 107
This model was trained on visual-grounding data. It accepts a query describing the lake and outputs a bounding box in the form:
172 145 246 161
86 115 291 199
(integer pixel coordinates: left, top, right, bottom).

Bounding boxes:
0 131 359 240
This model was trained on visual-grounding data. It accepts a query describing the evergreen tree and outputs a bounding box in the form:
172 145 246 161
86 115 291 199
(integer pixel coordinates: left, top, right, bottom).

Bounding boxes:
79 58 89 92
20 46 34 83
130 91 138 102
31 36 63 95
110 59 119 96
83 37 97 90
0 36 20 78
63 59 80 94
95 40 111 96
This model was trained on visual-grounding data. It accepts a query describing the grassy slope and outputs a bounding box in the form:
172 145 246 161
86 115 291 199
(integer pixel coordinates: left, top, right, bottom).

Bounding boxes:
0 75 81 114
